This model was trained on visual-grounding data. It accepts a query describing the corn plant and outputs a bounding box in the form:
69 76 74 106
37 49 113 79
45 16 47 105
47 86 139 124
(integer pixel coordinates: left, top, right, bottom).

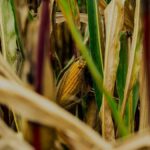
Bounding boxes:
0 0 150 150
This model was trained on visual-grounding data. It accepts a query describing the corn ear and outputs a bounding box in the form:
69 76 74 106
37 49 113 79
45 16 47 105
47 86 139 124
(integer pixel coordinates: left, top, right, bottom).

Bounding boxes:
56 58 86 106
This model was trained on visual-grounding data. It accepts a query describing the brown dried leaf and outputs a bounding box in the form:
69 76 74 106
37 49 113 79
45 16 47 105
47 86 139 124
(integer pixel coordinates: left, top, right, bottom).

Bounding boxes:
0 54 25 86
55 12 88 24
0 118 33 150
114 131 150 150
139 52 149 130
0 77 112 150
101 0 125 140
85 98 99 130
43 53 56 101
98 0 107 14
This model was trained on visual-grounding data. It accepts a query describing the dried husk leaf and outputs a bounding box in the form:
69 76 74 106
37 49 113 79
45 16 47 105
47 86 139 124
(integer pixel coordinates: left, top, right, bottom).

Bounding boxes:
124 0 134 31
101 0 125 140
98 0 107 14
85 98 99 130
0 77 112 150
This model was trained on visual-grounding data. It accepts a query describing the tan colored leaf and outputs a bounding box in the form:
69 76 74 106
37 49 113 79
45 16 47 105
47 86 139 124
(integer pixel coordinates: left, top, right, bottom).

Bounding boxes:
101 0 125 140
124 0 134 31
43 53 56 101
13 0 29 32
114 131 150 150
98 0 107 14
0 77 112 150
139 52 149 130
56 12 88 24
85 98 99 130
0 53 25 86
0 118 33 150
120 0 141 117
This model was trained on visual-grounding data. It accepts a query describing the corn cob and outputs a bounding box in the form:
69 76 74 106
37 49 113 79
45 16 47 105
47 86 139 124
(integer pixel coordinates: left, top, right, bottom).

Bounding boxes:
56 58 86 107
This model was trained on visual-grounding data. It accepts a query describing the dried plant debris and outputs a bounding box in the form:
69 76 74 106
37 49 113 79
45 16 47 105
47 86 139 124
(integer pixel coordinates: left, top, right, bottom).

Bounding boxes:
0 0 148 149
0 118 33 150
0 77 112 150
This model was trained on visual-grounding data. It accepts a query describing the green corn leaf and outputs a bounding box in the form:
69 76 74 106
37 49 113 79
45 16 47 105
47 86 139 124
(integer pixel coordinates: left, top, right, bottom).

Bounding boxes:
86 0 103 109
68 0 80 28
116 33 128 107
132 79 139 117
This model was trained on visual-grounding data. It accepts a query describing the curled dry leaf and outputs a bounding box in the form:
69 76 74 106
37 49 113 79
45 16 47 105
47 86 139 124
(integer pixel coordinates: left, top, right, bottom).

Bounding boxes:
0 53 25 86
0 118 33 150
56 12 88 24
101 0 125 140
114 131 150 150
0 77 112 150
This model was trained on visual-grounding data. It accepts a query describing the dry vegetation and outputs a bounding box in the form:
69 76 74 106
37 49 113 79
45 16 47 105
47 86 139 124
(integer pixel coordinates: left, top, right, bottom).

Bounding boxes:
0 0 150 150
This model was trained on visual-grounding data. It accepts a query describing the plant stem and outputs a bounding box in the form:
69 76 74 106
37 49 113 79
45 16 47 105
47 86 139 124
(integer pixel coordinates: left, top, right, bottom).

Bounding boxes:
34 0 50 150
142 0 150 126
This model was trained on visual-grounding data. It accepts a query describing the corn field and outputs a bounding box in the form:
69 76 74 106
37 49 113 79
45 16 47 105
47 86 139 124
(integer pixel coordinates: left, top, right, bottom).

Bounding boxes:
0 0 150 149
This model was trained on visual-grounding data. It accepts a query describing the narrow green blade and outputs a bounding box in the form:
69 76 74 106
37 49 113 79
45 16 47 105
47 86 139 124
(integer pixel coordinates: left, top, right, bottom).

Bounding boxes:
116 33 128 107
86 0 103 109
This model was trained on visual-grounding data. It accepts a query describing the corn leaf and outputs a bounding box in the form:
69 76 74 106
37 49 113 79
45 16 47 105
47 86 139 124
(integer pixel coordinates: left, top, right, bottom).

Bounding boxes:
116 33 128 107
120 0 141 117
132 81 139 117
68 0 80 28
0 0 24 73
86 0 103 108
139 54 149 130
101 0 125 140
